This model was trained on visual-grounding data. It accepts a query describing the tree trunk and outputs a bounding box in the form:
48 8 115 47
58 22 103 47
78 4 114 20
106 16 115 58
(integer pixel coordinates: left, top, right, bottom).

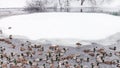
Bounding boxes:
81 0 85 5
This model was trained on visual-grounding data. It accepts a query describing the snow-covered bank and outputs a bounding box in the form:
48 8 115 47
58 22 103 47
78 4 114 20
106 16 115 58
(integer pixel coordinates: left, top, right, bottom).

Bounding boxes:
1 32 120 68
94 32 120 46
0 13 120 41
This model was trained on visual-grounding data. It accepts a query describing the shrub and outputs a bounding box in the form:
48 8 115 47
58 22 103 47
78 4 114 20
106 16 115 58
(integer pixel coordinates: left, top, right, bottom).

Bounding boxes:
25 0 46 13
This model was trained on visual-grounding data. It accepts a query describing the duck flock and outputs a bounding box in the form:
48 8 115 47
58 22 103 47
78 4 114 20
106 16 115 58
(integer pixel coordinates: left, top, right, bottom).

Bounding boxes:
0 34 120 68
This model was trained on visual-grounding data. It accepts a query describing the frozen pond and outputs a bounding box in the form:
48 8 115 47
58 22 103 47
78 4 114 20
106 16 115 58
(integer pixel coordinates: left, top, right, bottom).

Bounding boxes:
0 13 120 40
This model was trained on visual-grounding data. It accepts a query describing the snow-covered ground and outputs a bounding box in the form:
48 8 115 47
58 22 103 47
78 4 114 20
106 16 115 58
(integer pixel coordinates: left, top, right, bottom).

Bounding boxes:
1 31 120 68
94 32 120 46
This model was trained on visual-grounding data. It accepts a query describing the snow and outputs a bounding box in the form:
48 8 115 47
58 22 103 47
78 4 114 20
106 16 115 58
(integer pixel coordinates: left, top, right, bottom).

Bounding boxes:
0 13 120 41
95 32 120 45
36 39 92 47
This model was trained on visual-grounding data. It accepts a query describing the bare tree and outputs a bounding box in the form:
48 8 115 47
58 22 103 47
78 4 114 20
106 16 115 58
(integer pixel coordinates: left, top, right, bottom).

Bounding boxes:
66 0 69 7
90 0 105 6
90 0 96 5
81 0 85 5
53 3 58 11
25 0 46 12
58 0 63 11
80 0 85 12
58 0 62 8
65 0 70 12
0 29 2 34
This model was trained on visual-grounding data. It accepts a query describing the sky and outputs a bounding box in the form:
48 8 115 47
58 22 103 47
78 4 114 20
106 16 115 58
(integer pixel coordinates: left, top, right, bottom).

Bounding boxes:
0 13 120 40
0 0 26 8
